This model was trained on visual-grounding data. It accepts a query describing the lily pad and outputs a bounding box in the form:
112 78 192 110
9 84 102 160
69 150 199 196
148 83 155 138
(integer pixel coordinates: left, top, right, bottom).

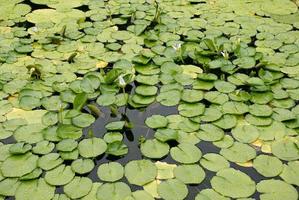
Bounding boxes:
257 179 298 200
1 153 38 178
211 168 256 198
15 178 55 200
174 164 205 184
97 162 124 182
157 179 188 200
64 176 93 199
44 165 75 186
78 137 107 158
125 160 157 186
140 139 169 159
96 182 132 200
170 143 202 164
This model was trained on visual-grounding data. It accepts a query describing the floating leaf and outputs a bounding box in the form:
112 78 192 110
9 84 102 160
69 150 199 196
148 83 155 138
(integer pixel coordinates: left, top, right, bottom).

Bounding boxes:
174 164 205 184
211 168 256 198
257 179 298 200
96 182 131 200
125 160 157 186
78 138 107 158
64 176 92 199
157 179 188 200
97 162 124 182
44 165 75 186
170 143 202 164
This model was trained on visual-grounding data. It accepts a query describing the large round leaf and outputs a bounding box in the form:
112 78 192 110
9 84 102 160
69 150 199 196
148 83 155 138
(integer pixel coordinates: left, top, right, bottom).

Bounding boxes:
44 165 75 186
1 153 38 177
257 179 298 200
157 179 188 200
96 182 131 200
64 176 92 199
140 139 169 159
211 168 256 198
97 162 124 182
174 164 205 184
170 143 202 164
125 160 157 186
15 178 55 200
78 138 107 158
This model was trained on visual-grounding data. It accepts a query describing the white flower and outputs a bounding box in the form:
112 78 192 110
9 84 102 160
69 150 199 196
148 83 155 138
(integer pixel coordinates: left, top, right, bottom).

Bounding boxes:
118 75 126 87
221 51 229 59
172 43 182 51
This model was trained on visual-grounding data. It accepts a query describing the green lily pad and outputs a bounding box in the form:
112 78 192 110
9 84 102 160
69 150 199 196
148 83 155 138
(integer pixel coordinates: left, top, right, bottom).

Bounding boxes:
195 189 230 200
32 141 55 155
156 90 181 106
56 139 78 152
174 164 205 184
157 179 188 200
57 124 82 140
271 138 299 161
140 139 170 159
145 115 168 129
72 113 95 128
78 138 107 158
178 102 205 117
170 143 202 164
0 178 20 196
231 124 260 143
257 179 298 200
64 176 92 199
220 142 256 163
38 153 63 171
200 153 230 172
181 89 204 103
97 162 124 182
211 168 256 198
96 94 116 106
96 182 132 200
44 164 75 186
124 190 154 200
125 160 157 186
1 153 38 178
105 121 125 131
214 81 236 93
135 85 158 96
280 161 299 186
71 159 95 174
196 124 224 142
253 155 283 177
15 178 55 200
